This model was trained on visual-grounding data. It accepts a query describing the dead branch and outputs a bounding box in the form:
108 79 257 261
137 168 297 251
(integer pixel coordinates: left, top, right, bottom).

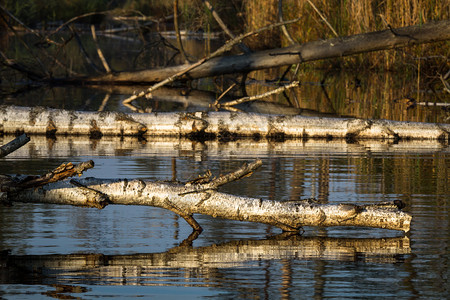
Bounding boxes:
90 25 112 73
69 26 102 74
80 19 450 84
173 0 190 63
218 81 299 107
278 0 296 45
121 17 301 105
202 0 251 53
2 160 94 192
0 133 30 158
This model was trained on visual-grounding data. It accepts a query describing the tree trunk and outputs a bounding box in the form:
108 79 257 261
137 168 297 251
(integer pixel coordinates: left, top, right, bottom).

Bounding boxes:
62 19 450 84
1 105 449 140
6 160 412 232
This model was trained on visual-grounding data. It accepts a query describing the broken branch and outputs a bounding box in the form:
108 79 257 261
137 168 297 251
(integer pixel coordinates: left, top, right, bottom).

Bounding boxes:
0 133 30 158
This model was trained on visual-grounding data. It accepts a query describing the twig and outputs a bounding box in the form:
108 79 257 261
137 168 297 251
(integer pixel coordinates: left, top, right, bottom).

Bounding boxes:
0 134 30 158
98 93 111 111
278 0 296 45
0 13 49 77
69 26 102 74
439 73 450 94
201 160 262 189
91 25 112 73
16 161 95 190
122 18 301 105
0 4 37 34
213 83 237 107
46 11 110 38
202 0 251 53
173 0 190 63
0 50 44 80
219 81 299 107
306 0 338 37
70 179 110 209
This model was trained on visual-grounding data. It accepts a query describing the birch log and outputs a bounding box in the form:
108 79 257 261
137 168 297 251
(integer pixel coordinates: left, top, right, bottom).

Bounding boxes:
1 105 449 140
5 160 412 232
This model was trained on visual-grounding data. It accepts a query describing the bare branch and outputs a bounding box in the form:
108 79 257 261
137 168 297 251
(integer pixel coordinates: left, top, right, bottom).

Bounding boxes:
306 0 339 37
0 134 30 158
278 0 296 45
121 17 301 105
219 81 299 107
90 25 112 73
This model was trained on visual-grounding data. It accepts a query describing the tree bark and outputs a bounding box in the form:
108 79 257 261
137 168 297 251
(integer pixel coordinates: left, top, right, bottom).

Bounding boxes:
64 19 450 84
4 160 412 232
1 105 449 140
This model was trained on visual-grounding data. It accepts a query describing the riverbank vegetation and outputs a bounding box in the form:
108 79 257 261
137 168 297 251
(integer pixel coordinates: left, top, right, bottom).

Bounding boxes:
3 0 449 70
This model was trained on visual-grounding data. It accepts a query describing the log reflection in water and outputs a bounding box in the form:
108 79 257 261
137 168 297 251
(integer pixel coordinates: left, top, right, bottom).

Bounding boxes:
2 135 448 160
1 234 410 286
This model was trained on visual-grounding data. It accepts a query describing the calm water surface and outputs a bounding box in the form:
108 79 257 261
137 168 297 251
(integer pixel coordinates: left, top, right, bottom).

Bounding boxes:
1 30 449 299
0 137 448 299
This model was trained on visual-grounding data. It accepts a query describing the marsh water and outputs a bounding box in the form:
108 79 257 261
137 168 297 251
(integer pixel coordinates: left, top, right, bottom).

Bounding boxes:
0 33 449 299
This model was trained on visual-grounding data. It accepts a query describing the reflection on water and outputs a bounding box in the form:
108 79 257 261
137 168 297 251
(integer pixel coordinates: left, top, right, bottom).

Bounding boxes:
0 136 448 298
0 29 448 299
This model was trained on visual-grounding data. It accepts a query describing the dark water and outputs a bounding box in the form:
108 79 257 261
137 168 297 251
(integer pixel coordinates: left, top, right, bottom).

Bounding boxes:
1 30 449 299
0 136 448 299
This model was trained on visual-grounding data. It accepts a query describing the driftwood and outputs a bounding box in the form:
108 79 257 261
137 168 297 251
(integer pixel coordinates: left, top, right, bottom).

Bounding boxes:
2 159 411 233
70 19 450 84
1 105 449 140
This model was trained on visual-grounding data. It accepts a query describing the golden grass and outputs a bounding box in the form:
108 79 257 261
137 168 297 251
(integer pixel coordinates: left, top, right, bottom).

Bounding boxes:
277 0 450 69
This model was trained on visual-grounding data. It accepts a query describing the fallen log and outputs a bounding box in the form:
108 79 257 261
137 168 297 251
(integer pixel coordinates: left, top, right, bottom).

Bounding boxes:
3 159 412 232
1 105 449 140
68 19 450 84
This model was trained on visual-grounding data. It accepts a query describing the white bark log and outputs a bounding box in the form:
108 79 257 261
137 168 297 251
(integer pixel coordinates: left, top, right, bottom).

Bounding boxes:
7 174 412 232
1 105 449 140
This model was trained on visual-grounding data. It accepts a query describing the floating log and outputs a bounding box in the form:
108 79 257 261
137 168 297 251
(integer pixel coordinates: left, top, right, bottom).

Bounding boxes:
1 105 449 140
4 160 412 232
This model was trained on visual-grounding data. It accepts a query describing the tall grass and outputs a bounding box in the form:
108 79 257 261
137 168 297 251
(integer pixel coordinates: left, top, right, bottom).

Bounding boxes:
3 0 449 69
278 0 449 69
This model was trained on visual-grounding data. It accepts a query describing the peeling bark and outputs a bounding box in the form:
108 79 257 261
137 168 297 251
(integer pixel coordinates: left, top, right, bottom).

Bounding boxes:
4 160 412 232
1 105 449 140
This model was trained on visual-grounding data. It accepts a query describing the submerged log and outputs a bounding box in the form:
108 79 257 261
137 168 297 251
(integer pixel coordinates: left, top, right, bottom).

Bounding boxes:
1 105 449 140
70 19 450 83
4 160 412 232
